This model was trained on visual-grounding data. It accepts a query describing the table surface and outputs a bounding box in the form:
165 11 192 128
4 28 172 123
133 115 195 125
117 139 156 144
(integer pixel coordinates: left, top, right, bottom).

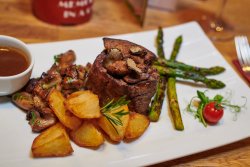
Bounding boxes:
1 0 250 166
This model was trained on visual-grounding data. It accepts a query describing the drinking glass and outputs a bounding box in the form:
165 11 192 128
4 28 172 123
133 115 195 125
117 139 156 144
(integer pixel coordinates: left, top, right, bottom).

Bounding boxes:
199 0 234 41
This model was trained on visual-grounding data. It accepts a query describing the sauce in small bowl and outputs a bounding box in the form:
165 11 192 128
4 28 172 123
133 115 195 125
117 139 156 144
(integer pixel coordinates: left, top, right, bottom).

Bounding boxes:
0 47 29 76
0 36 34 96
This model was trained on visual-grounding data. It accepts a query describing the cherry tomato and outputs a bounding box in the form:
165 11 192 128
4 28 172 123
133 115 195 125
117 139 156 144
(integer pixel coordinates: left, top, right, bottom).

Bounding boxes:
203 102 224 124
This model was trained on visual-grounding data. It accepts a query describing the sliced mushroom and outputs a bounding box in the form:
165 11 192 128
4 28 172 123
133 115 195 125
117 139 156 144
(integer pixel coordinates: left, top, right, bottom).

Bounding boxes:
129 46 146 57
25 78 39 93
130 56 144 64
61 65 86 90
12 92 34 111
41 73 62 90
33 84 50 100
62 65 78 79
130 56 148 72
57 50 76 69
105 60 129 76
33 95 46 109
126 58 142 74
47 64 60 76
76 65 86 80
27 108 57 132
107 48 123 61
33 73 62 100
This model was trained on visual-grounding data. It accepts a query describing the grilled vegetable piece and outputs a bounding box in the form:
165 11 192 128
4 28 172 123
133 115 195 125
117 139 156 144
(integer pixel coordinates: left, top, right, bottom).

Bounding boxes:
154 59 225 76
70 120 104 147
48 89 82 130
166 35 184 131
31 123 73 157
124 112 150 140
154 65 226 89
65 90 101 119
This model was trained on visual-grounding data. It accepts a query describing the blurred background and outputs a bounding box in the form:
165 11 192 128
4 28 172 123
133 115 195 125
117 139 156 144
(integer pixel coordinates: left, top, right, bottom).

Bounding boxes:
1 0 249 65
0 0 249 43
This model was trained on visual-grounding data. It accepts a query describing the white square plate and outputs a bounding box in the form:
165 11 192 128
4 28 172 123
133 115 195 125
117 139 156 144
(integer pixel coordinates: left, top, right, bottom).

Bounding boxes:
1 22 250 167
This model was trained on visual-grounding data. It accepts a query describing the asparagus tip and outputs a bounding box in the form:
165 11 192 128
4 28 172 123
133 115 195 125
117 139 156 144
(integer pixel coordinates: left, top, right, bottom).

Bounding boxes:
206 79 226 89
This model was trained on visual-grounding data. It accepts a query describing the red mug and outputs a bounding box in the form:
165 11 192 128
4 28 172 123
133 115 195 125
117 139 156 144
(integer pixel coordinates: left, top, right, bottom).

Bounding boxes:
32 0 93 25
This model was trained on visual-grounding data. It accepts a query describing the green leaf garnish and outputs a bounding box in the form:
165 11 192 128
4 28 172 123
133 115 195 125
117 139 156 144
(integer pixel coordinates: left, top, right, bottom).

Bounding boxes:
197 90 209 103
65 77 76 84
186 96 207 127
29 111 41 126
54 55 60 65
213 94 224 103
30 111 37 126
12 93 28 101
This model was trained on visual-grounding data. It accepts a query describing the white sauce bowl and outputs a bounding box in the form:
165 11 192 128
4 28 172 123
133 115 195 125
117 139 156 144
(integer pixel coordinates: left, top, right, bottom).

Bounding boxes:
0 35 34 96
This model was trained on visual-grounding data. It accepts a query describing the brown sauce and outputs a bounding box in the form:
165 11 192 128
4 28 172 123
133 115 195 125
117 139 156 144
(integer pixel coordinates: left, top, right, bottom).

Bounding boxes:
0 47 29 76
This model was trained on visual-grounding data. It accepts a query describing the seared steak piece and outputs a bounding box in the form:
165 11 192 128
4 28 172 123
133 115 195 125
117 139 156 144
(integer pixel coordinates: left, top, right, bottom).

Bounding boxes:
86 38 159 115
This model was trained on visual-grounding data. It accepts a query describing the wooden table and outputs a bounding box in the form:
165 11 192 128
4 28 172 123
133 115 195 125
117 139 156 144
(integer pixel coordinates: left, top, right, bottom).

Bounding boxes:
1 0 250 166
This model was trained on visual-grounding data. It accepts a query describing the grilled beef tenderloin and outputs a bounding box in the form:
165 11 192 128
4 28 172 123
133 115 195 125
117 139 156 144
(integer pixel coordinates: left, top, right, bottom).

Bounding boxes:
86 38 159 115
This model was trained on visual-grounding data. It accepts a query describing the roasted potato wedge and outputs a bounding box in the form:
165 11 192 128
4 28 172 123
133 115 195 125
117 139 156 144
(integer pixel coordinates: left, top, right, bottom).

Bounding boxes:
65 90 101 119
124 112 150 140
98 105 129 142
70 120 104 147
48 89 82 130
32 123 73 157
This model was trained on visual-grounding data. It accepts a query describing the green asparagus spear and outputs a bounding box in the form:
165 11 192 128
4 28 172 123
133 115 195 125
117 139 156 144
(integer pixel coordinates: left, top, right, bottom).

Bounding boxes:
154 65 226 89
149 27 167 122
167 35 184 130
155 59 225 76
149 76 167 121
167 77 184 129
169 36 182 60
156 27 165 59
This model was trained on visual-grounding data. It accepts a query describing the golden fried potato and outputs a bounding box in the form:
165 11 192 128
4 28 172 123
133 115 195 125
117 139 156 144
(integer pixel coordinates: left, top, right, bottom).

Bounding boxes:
124 112 150 140
48 89 82 130
98 105 129 142
65 90 101 119
32 123 73 157
70 120 104 147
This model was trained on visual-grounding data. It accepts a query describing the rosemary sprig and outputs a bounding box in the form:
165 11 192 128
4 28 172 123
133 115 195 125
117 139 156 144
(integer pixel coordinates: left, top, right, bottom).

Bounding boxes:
101 96 130 134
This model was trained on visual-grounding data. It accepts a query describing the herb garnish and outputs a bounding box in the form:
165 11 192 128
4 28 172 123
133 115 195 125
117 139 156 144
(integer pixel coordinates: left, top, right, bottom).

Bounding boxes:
65 77 76 84
12 93 28 101
187 90 247 127
54 55 60 65
29 111 41 126
42 83 57 89
101 96 130 134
